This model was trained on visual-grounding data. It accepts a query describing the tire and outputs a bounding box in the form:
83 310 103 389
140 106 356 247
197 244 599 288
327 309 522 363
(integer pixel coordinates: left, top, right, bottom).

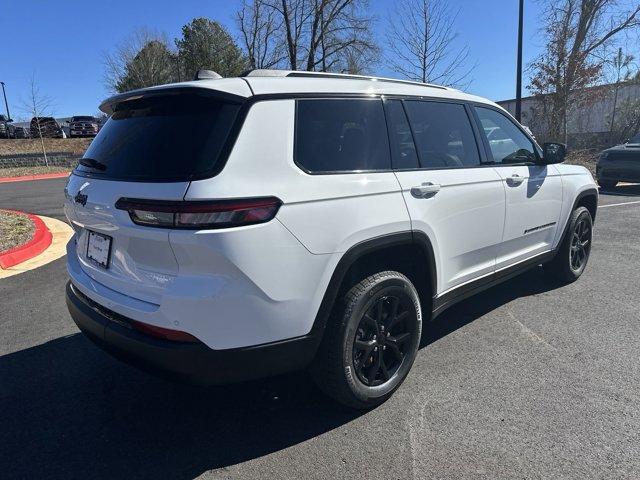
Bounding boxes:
598 179 617 189
312 271 422 409
545 206 593 283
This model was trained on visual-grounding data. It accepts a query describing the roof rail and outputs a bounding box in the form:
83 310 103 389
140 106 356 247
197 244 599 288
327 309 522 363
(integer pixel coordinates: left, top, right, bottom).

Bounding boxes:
242 69 289 77
243 69 449 90
194 69 222 80
286 71 448 90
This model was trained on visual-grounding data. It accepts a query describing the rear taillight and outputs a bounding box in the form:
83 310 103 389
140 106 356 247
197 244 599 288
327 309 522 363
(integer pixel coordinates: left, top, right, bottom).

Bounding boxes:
115 197 282 229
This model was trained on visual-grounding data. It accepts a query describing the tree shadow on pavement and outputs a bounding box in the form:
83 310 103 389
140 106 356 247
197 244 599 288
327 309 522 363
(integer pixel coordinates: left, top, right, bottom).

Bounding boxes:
0 267 564 479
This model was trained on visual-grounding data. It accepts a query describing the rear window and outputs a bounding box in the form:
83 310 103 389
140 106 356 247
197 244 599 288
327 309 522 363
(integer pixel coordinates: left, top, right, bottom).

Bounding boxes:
404 101 480 169
77 93 240 181
295 99 391 173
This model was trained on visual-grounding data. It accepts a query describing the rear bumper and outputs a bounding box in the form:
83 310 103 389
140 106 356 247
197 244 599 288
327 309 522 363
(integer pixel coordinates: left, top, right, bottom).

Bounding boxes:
597 166 640 182
66 281 320 385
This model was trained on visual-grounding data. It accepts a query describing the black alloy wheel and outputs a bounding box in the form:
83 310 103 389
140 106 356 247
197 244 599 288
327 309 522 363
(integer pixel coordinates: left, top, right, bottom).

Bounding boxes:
545 206 593 282
312 271 422 409
352 294 416 387
570 215 592 272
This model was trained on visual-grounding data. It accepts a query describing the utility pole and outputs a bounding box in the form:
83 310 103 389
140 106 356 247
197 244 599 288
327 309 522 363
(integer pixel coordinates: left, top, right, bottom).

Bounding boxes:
515 0 524 123
0 82 11 121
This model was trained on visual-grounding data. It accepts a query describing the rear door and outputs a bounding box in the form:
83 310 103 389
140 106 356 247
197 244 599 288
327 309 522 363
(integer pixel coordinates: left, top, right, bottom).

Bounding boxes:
388 99 505 296
473 106 563 270
65 91 242 304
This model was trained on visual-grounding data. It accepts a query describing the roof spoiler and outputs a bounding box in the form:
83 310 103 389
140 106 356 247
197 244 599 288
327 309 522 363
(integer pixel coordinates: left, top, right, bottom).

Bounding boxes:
98 85 244 115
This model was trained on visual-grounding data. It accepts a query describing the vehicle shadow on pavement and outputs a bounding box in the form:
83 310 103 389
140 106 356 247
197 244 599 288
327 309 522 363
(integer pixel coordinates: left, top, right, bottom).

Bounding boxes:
0 334 362 479
0 268 563 479
421 266 564 348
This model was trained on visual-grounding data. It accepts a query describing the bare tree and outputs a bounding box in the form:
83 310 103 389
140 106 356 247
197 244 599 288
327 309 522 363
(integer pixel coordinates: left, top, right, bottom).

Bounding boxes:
603 47 637 140
529 0 640 142
237 0 286 69
272 0 311 70
340 41 378 74
303 0 378 72
611 88 640 141
21 74 54 166
385 0 473 87
238 0 378 73
103 29 178 93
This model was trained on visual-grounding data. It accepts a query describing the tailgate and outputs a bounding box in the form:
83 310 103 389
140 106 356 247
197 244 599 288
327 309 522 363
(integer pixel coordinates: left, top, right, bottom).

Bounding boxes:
65 174 189 305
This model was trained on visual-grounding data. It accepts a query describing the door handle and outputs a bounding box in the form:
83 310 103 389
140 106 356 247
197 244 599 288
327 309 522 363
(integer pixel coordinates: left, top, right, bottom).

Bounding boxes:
411 182 441 198
506 173 526 186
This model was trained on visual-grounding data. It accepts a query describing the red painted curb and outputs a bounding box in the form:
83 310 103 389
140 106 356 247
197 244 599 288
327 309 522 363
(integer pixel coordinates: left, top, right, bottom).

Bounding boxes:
0 211 53 269
0 172 69 184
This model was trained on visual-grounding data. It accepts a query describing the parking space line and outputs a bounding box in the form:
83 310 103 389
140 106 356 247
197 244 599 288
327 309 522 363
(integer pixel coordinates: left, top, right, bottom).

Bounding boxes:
599 200 640 208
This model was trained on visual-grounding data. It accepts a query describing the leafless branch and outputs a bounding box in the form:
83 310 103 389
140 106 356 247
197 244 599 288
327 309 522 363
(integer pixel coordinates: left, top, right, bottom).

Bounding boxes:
103 29 177 93
529 0 640 141
384 0 474 88
20 74 55 165
244 0 378 73
237 0 287 69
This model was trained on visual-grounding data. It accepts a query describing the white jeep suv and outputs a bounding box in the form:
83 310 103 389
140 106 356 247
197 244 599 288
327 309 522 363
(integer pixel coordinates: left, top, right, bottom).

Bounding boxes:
64 70 598 408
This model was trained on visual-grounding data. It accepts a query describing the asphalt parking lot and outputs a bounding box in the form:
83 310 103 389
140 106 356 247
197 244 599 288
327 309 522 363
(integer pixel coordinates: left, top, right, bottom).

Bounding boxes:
1 178 640 479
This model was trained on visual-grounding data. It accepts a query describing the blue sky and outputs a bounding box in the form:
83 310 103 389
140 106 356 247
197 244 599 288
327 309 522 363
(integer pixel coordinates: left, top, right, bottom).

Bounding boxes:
0 0 544 119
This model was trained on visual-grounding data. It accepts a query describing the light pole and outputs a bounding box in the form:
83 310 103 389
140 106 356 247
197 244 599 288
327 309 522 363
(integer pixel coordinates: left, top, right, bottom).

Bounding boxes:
515 0 524 123
0 81 12 122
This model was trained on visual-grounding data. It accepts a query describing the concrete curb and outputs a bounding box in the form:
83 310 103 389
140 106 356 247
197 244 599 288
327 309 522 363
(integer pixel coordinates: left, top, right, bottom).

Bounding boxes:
0 215 73 279
0 211 53 269
0 172 69 184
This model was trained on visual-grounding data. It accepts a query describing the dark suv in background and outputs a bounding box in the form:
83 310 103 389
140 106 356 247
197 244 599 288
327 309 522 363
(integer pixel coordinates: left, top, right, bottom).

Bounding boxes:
68 116 99 137
12 126 30 138
30 117 64 138
0 114 14 138
597 134 640 188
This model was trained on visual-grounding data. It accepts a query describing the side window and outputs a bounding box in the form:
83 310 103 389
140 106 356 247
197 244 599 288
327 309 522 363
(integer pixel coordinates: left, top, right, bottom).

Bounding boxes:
384 99 419 169
475 107 537 164
295 99 391 173
404 101 480 169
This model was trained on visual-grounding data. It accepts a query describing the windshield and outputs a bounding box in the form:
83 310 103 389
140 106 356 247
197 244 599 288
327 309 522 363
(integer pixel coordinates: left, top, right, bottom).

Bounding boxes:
628 134 640 144
77 93 241 181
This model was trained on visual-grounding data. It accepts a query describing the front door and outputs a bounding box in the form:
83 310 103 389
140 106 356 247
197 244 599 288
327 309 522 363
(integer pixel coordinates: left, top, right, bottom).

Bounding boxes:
474 106 563 270
385 99 505 296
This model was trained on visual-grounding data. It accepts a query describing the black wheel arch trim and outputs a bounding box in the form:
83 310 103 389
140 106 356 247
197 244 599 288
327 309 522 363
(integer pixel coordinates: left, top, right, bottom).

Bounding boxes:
313 188 598 338
309 231 437 339
557 188 598 246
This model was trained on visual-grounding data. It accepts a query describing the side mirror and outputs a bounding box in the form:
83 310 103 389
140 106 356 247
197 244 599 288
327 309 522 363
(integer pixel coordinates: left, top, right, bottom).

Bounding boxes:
542 142 566 164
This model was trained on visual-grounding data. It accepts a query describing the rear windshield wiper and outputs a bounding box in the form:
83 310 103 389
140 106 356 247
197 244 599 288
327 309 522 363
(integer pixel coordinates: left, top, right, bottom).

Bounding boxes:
78 157 107 171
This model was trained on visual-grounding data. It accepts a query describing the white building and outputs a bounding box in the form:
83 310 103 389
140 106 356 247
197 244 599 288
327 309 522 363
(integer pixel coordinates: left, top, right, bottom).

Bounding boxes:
497 82 640 148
